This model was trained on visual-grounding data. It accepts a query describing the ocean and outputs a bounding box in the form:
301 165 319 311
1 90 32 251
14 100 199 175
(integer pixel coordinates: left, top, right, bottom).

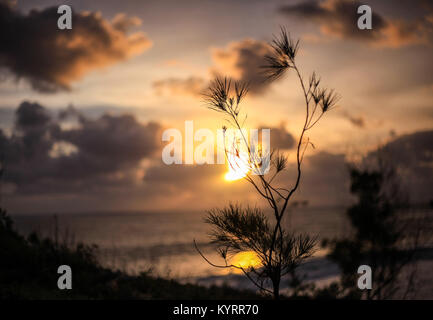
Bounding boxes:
10 206 350 289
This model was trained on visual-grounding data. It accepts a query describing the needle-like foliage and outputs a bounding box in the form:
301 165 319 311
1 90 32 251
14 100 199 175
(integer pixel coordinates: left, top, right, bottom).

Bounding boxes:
196 28 340 299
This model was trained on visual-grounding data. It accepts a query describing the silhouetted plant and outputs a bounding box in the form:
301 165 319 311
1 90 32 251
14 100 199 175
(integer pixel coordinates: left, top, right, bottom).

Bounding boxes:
195 28 339 299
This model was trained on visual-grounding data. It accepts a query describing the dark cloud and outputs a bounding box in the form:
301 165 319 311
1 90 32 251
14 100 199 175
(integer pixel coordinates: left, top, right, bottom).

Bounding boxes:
211 39 274 94
279 0 433 48
0 102 162 194
369 130 433 203
260 124 296 150
0 3 152 92
280 0 386 41
280 151 351 206
380 130 433 168
277 130 433 205
56 112 161 173
302 152 350 202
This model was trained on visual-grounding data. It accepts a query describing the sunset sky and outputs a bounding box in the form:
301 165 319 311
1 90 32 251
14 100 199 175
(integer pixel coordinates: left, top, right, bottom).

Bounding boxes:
0 0 432 213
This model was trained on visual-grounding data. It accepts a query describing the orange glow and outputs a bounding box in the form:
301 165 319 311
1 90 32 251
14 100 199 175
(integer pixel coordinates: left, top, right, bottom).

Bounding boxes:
231 251 262 269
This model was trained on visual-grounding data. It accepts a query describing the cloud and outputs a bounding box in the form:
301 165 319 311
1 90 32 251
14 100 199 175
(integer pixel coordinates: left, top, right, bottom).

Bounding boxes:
152 76 207 97
279 0 433 48
340 111 365 128
0 102 162 194
144 163 224 191
285 130 433 205
0 3 152 92
2 102 431 211
277 130 433 206
260 123 296 149
210 39 274 94
141 162 269 210
267 150 350 206
379 130 433 168
369 130 433 203
153 39 275 97
298 151 350 204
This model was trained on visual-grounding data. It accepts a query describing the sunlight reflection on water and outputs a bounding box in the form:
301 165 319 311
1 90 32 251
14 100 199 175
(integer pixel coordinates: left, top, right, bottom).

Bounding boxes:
11 207 349 281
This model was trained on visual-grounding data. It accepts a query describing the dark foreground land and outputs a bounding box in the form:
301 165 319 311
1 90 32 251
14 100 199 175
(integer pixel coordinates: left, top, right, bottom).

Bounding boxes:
0 209 260 300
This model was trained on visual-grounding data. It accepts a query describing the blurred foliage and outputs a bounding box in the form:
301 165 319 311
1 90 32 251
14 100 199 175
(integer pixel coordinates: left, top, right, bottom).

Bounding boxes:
317 165 421 299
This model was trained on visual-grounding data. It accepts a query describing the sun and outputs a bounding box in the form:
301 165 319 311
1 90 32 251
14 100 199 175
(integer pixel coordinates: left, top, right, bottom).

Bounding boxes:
231 251 262 269
224 151 250 181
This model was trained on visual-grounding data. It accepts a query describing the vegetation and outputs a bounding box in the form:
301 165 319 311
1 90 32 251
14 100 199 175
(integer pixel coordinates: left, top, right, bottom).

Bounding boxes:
196 28 340 299
0 208 259 300
318 160 425 299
